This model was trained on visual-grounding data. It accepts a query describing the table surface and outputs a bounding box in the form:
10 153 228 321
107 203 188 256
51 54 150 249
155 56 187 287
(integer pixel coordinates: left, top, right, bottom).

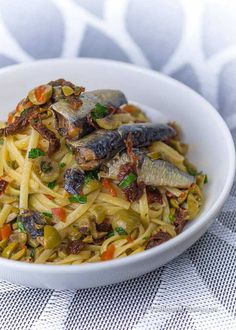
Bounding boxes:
0 1 235 329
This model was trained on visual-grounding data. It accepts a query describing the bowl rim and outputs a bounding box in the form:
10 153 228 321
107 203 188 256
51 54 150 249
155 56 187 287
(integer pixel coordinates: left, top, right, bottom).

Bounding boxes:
0 57 235 273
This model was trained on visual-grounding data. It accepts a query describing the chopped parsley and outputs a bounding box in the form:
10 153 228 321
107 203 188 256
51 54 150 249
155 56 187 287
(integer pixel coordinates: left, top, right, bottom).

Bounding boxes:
17 217 26 233
187 167 198 176
91 103 109 120
187 166 204 177
42 212 53 218
48 181 57 189
59 162 66 169
119 173 137 189
28 148 45 159
115 227 128 235
69 194 87 204
84 170 98 184
187 166 208 184
107 231 115 238
0 138 4 145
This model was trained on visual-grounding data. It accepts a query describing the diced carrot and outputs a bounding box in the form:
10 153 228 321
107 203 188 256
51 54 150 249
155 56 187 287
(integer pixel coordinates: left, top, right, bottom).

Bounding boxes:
7 114 14 124
101 244 115 261
102 179 117 197
0 224 12 240
44 194 54 200
52 208 66 221
24 101 33 109
122 104 137 113
16 100 33 113
16 102 22 113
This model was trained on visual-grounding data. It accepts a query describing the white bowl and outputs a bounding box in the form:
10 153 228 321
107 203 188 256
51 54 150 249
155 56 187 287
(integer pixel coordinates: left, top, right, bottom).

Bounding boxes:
0 59 234 289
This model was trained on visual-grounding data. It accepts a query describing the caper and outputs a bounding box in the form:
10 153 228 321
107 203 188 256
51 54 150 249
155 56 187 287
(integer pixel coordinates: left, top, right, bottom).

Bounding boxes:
44 225 62 249
28 84 52 105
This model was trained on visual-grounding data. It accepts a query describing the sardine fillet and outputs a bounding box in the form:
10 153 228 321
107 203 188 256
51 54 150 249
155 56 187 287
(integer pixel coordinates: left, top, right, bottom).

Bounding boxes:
139 157 195 188
69 123 176 169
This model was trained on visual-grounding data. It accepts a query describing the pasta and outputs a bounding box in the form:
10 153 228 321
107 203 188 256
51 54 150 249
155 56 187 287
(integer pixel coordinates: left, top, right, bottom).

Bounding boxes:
0 79 206 264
